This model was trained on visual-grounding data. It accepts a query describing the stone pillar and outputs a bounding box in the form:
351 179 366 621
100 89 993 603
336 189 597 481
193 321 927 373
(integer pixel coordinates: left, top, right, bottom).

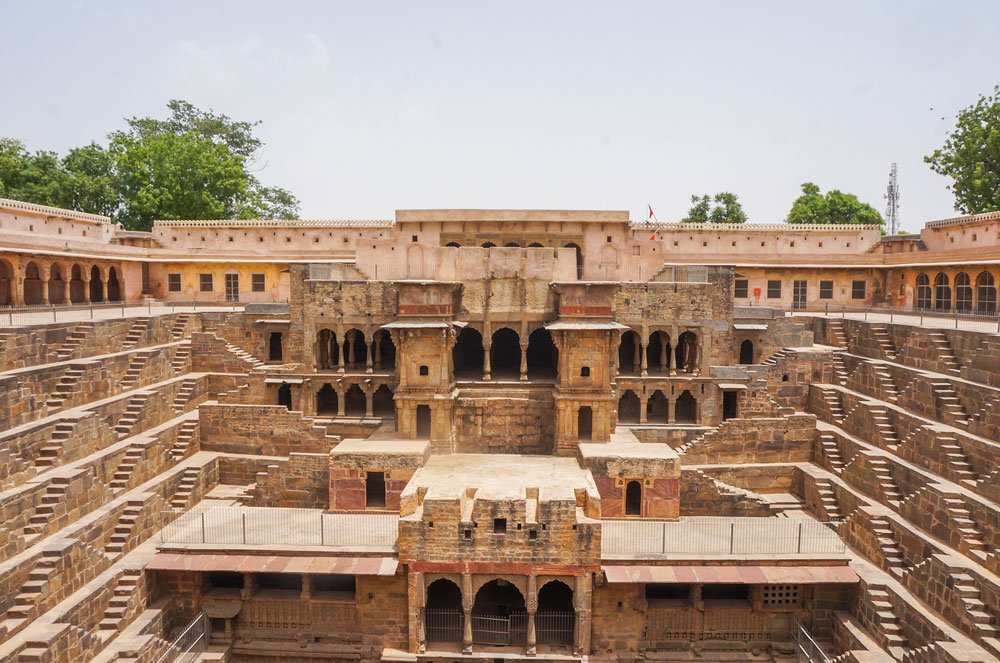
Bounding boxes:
639 394 648 424
526 575 538 656
483 339 492 382
82 278 92 303
462 573 473 653
40 278 50 306
412 571 426 654
337 388 346 417
241 573 256 600
574 574 592 655
520 343 529 381
365 387 374 417
97 279 106 302
667 396 675 424
365 330 374 374
301 574 312 600
667 341 675 376
329 334 338 369
340 330 348 373
374 332 383 370
640 337 648 377
659 336 668 373
347 330 357 368
631 336 640 375
700 330 711 376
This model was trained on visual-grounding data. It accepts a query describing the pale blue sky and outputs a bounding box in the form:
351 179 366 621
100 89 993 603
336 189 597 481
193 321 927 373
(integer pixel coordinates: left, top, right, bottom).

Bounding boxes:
2 1 997 229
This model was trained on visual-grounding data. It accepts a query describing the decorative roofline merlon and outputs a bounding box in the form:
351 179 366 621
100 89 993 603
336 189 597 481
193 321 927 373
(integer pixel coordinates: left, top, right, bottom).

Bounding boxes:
0 198 111 225
153 219 395 229
629 222 882 232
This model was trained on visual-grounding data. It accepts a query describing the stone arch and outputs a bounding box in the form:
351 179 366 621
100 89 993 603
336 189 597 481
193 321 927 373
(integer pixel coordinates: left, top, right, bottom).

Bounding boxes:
489 327 521 379
528 242 544 248
599 245 619 273
648 330 670 374
0 258 14 305
676 390 697 423
564 242 583 279
739 339 755 364
481 241 496 249
48 263 67 305
453 326 485 379
316 384 338 415
504 241 521 248
977 272 997 314
526 327 558 379
22 261 43 305
69 263 86 303
618 390 640 424
618 329 640 375
373 384 394 417
406 244 424 278
445 242 461 248
277 383 293 410
915 273 931 310
934 272 951 311
675 331 699 374
89 265 104 302
344 384 366 416
425 577 463 644
625 481 642 516
343 328 367 369
646 390 668 423
107 266 122 302
316 329 339 370
374 328 396 370
472 577 528 612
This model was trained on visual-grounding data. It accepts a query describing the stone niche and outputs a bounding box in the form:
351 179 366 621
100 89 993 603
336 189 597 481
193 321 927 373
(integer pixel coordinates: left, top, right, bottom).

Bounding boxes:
328 437 430 511
577 436 680 519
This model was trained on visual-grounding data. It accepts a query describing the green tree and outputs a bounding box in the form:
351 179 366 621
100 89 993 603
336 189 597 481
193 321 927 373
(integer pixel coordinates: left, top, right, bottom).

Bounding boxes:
61 143 119 217
786 182 882 225
925 86 1000 214
683 192 747 223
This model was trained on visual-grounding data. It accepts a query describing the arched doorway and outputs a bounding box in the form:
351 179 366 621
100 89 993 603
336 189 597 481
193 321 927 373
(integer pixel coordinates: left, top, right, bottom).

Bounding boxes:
646 390 668 423
89 265 104 302
425 578 463 644
648 331 670 374
373 385 395 417
537 580 575 646
739 339 754 364
675 332 698 374
316 329 339 370
316 384 338 415
344 384 366 416
564 243 583 279
472 580 528 646
977 272 997 314
23 262 43 305
526 328 558 379
915 273 931 310
618 390 640 424
374 329 396 370
934 273 951 311
107 266 122 301
676 390 697 423
482 242 496 249
416 404 432 439
48 264 67 305
453 327 485 379
343 329 367 369
578 406 593 440
69 264 85 303
618 330 640 375
955 273 972 312
490 328 521 380
504 242 521 248
277 384 292 410
0 259 14 305
625 481 642 516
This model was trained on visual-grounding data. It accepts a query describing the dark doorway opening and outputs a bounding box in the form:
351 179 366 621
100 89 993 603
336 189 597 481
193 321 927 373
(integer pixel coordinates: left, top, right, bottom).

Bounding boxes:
625 480 642 515
269 332 283 361
453 327 484 379
373 385 395 417
648 331 670 374
578 406 593 440
277 383 292 410
365 471 386 508
739 339 754 365
489 328 521 379
316 329 339 369
416 404 432 438
646 390 668 423
375 329 396 370
618 390 640 423
426 579 463 644
675 332 698 373
723 391 738 421
676 390 697 423
526 328 558 379
618 330 640 375
89 265 103 302
316 384 337 415
565 242 583 279
344 384 366 416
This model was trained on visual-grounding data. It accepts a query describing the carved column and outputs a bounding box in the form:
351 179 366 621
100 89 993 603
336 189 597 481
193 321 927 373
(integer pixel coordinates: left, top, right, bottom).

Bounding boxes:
365 386 374 417
640 337 648 377
40 278 50 306
574 574 592 655
639 393 648 424
347 330 357 368
462 573 474 653
374 332 383 370
667 395 675 423
337 387 346 417
520 343 529 381
365 329 374 374
82 278 92 303
659 336 668 373
412 571 426 654
96 278 106 302
667 341 675 376
483 338 492 382
631 335 640 375
526 575 538 656
300 574 312 600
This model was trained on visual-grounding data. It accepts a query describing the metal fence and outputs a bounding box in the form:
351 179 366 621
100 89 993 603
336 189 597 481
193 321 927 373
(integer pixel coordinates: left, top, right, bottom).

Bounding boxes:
472 611 528 646
425 608 463 644
601 518 846 557
794 303 1000 334
0 300 243 328
792 619 832 662
153 613 208 663
159 507 398 551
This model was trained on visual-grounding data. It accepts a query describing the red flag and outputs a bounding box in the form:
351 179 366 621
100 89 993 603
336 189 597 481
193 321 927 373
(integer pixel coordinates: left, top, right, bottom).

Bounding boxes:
649 232 656 241
648 205 655 220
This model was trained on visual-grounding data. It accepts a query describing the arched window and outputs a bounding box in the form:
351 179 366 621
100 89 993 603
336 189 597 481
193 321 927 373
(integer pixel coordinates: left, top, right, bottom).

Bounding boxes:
316 384 337 415
625 481 642 516
955 273 972 312
739 339 755 364
504 242 521 248
646 390 668 423
48 264 67 305
676 390 697 423
977 272 997 314
107 266 122 302
618 390 640 423
445 242 461 248
617 330 640 375
915 273 931 310
425 578 463 644
23 262 43 305
481 242 496 249
564 242 583 279
89 265 104 302
489 328 521 379
69 264 85 303
0 259 14 306
526 328 558 379
453 327 485 379
934 273 951 311
536 581 574 646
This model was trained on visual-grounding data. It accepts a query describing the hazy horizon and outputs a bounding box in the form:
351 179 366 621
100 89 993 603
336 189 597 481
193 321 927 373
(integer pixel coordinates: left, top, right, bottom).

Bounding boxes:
3 1 998 230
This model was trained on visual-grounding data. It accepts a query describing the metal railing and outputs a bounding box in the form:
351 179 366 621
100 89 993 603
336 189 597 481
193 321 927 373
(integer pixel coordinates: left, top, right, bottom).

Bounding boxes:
154 613 208 663
792 619 832 662
794 303 1000 334
159 507 398 550
601 518 846 557
425 608 463 644
0 299 244 328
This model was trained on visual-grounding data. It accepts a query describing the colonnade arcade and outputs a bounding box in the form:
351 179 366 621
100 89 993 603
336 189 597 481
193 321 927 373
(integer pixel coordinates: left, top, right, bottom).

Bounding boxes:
271 379 395 418
417 573 586 654
912 270 999 313
617 387 699 424
452 326 558 381
314 328 396 372
617 328 701 376
0 256 123 306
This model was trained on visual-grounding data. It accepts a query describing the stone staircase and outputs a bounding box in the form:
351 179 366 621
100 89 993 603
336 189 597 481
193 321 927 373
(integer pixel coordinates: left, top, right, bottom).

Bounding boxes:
926 332 962 376
827 319 848 348
818 386 846 423
3 548 62 624
105 501 145 556
171 378 198 414
22 476 71 541
109 446 144 491
45 365 86 413
831 351 850 386
818 432 846 473
33 421 77 469
120 318 151 349
869 325 897 360
114 392 150 439
119 351 154 390
951 573 1000 640
170 344 191 374
929 380 970 429
870 517 910 578
868 406 901 451
937 435 978 486
170 420 199 460
97 569 142 633
169 468 200 510
54 322 95 361
871 364 900 403
943 497 990 560
867 456 903 506
170 314 191 341
224 340 265 370
814 478 843 521
867 585 908 655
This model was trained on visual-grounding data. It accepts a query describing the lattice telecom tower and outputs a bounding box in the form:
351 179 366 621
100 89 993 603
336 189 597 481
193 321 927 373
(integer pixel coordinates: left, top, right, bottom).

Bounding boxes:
885 162 900 234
